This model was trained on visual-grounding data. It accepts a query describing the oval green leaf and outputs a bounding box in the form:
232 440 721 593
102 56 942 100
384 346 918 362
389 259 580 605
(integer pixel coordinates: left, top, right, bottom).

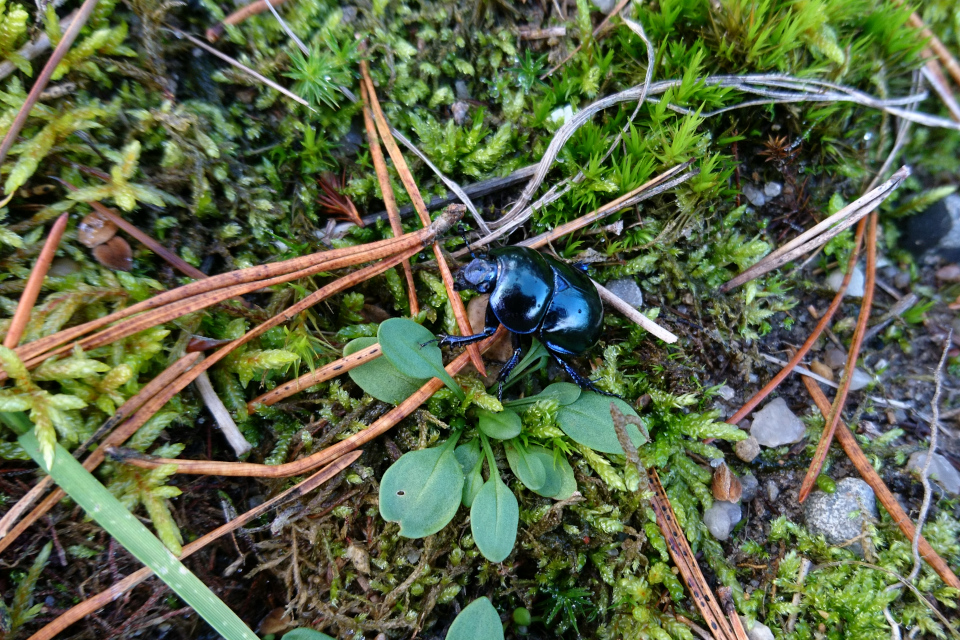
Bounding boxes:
377 318 463 399
476 408 522 440
446 597 504 640
503 382 581 408
524 446 576 499
379 437 464 538
456 440 484 508
504 442 546 492
283 630 336 640
344 337 425 404
470 475 519 563
556 393 647 454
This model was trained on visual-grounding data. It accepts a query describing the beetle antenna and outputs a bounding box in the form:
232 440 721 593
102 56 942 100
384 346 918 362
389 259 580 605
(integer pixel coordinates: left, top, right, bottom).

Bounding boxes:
457 222 477 259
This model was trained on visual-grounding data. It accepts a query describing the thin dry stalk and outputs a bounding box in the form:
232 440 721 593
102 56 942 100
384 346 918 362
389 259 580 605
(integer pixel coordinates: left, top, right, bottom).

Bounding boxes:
26 451 361 640
113 328 508 477
359 63 485 375
721 168 907 292
205 0 292 41
802 377 960 590
540 0 631 79
920 55 960 122
594 282 678 343
194 370 251 456
649 469 742 640
0 353 201 552
799 212 878 502
0 10 78 81
247 342 382 413
726 218 867 425
2 214 68 348
0 0 101 173
359 81 419 315
906 11 960 89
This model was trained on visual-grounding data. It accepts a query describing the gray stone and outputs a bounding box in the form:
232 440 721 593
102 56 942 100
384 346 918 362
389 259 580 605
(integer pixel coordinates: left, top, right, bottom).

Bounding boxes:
591 0 617 11
907 452 960 495
740 473 759 501
894 270 911 289
605 277 644 308
826 266 865 297
740 618 776 640
902 193 960 262
742 183 766 207
824 348 847 370
735 435 761 462
454 79 470 100
803 477 878 555
716 384 736 401
765 480 780 502
847 368 872 391
704 500 742 541
763 182 783 198
751 398 806 448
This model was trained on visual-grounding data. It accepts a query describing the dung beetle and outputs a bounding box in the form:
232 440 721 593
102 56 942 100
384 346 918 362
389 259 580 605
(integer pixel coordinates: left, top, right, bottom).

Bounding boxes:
433 245 615 399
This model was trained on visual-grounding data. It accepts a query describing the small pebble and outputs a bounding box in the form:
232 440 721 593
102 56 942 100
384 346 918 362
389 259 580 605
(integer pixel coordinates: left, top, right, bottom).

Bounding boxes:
735 435 760 462
740 473 759 501
847 368 872 391
703 500 742 541
765 480 780 502
763 182 782 198
715 384 736 401
454 79 470 100
826 266 865 297
824 348 847 369
605 277 644 309
738 419 752 432
750 398 806 448
803 477 878 556
742 183 766 207
936 264 960 282
740 618 776 640
907 452 960 495
893 270 911 289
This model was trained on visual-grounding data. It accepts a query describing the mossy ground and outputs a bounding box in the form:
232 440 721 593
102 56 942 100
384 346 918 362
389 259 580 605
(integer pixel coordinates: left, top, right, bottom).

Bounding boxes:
1 0 959 638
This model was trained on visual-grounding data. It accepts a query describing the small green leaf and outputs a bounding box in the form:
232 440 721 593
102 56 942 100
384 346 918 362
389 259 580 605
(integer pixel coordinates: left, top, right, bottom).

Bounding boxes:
456 440 484 508
503 338 550 385
470 472 519 563
282 630 337 640
379 435 464 538
504 382 581 408
504 442 546 492
446 597 504 640
557 393 647 454
476 408 522 440
378 318 464 400
344 337 425 404
524 446 576 499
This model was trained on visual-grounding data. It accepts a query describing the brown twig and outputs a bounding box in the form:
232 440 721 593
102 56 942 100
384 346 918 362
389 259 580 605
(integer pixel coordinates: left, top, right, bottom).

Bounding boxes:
247 343 382 413
905 11 960 90
802 376 960 590
25 451 361 640
726 218 866 425
205 0 291 41
799 211 877 502
0 353 201 553
359 81 419 315
359 61 484 374
0 0 101 175
2 214 68 348
112 327 508 477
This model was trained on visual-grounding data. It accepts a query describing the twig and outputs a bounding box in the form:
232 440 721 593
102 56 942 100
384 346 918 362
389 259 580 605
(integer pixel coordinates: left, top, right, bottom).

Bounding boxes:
0 10 78 82
863 293 919 342
540 0 632 79
360 63 485 374
359 81 419 315
111 328 508 477
798 207 879 503
205 0 292 42
920 57 960 122
802 377 960 590
194 370 251 456
758 353 838 389
905 10 960 90
909 331 951 583
2 214 68 348
594 282 678 343
785 557 812 633
0 0 101 175
25 451 360 640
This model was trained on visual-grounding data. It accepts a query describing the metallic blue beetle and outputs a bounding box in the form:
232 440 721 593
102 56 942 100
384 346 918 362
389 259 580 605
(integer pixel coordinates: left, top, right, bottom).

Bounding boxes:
435 246 611 398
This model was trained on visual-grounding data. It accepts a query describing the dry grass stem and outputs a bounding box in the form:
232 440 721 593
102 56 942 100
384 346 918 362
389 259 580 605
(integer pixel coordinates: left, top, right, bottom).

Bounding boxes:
359 81 419 315
113 327 508 477
360 64 485 374
26 451 361 640
247 342 382 413
920 57 960 122
802 377 960 590
194 370 252 456
799 212 878 502
905 11 960 89
205 0 292 41
2 213 68 348
594 282 678 343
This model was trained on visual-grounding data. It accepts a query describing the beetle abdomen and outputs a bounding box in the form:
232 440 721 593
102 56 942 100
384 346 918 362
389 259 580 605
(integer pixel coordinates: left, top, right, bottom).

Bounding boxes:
539 256 603 355
488 247 554 334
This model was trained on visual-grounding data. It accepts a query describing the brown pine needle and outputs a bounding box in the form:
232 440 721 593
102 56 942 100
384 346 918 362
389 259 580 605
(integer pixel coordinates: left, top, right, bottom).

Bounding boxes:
799 211 877 503
359 61 485 375
905 11 960 90
2 213 68 348
205 0 292 41
25 450 361 640
802 376 960 590
112 327 508 477
359 81 419 315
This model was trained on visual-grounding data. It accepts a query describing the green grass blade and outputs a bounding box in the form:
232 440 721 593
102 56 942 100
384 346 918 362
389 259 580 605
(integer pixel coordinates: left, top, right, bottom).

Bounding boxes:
2 412 258 640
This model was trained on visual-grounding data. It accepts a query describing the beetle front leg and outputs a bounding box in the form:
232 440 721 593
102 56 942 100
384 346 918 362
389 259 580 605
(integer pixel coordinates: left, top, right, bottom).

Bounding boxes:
425 325 498 349
494 339 523 401
554 356 623 399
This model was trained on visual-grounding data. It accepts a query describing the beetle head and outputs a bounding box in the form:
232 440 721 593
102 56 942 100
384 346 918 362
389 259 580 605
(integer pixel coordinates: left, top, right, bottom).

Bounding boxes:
455 257 498 293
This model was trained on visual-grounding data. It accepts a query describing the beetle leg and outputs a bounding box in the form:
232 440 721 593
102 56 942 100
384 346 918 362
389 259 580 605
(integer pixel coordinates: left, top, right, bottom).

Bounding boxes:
494 343 524 401
429 325 498 349
554 356 623 399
